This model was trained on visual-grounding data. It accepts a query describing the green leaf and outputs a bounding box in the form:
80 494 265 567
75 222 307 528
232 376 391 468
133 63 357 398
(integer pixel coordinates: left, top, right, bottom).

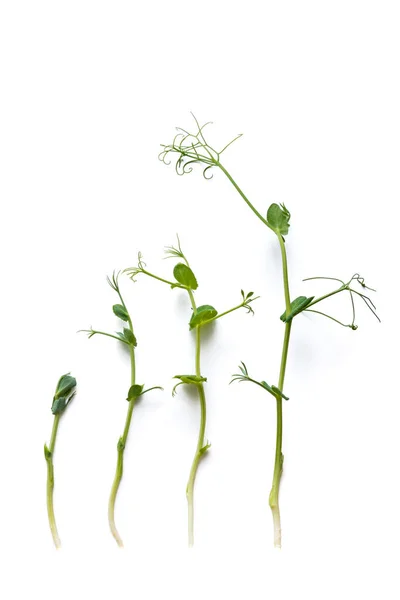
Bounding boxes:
172 374 207 397
51 396 68 415
44 444 52 460
189 305 218 329
112 304 129 322
118 328 137 346
51 373 76 414
267 203 291 235
173 263 198 289
127 384 144 401
54 373 76 399
270 385 290 401
280 296 314 322
173 374 207 385
260 381 289 400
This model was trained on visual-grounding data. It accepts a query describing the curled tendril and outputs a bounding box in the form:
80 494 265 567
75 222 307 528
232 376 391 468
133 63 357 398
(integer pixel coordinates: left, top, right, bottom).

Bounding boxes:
159 113 242 179
124 253 146 281
203 165 214 180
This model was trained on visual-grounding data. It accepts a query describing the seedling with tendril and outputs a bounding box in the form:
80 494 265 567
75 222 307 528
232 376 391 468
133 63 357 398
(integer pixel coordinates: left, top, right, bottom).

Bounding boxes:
160 115 379 547
125 237 258 546
80 272 162 547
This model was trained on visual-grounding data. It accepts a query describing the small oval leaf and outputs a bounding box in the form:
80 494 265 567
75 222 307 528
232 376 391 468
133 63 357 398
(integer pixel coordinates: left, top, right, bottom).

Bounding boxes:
51 396 67 415
267 203 291 235
113 304 129 322
127 384 144 400
173 263 198 289
54 374 76 399
189 305 218 329
122 328 137 346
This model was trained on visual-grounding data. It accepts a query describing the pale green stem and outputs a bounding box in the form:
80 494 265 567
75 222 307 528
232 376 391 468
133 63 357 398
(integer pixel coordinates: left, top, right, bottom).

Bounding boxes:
86 330 130 344
108 336 136 547
202 298 259 325
45 414 61 549
217 163 274 232
268 233 292 548
140 269 185 289
185 306 207 547
268 321 291 548
307 286 346 309
217 162 294 547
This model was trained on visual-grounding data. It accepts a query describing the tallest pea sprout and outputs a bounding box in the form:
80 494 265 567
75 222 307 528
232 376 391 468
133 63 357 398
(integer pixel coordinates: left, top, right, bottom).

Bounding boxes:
159 115 379 547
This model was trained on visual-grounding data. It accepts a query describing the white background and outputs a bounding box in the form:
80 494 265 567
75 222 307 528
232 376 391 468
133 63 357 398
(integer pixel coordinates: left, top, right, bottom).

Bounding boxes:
1 1 399 598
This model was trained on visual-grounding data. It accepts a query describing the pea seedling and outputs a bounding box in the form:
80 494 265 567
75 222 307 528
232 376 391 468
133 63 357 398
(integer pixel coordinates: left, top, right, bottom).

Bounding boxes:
125 238 259 546
159 115 379 547
81 272 162 547
44 373 77 548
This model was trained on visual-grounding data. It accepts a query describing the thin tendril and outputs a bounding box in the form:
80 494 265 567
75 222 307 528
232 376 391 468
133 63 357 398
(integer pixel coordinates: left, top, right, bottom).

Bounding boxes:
305 309 357 330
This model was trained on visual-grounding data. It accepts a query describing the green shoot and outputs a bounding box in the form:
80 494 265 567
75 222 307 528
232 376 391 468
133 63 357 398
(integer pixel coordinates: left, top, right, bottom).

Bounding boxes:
80 271 162 547
44 373 77 548
230 362 289 401
160 116 379 547
125 238 258 546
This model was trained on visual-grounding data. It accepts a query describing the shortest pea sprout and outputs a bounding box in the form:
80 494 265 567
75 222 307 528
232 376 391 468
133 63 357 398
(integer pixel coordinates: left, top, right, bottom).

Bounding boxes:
44 373 77 549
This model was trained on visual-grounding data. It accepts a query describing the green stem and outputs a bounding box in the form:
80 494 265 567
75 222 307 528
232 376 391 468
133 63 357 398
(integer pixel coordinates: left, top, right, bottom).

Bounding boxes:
269 321 291 547
218 160 294 547
141 269 185 290
187 288 197 314
307 286 346 309
268 234 292 548
108 335 136 547
186 310 207 547
202 299 258 325
45 414 61 548
217 163 274 232
86 330 130 344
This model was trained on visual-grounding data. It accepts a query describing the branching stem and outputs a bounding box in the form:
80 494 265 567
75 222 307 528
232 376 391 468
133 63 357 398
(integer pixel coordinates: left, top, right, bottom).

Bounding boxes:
108 295 136 547
217 165 293 547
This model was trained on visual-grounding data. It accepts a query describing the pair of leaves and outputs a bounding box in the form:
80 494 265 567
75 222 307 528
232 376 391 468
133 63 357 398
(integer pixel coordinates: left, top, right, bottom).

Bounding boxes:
260 380 289 401
189 305 218 329
51 373 77 415
240 290 258 315
116 328 137 346
112 305 137 345
230 362 289 401
280 296 314 322
267 203 291 236
173 263 198 290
